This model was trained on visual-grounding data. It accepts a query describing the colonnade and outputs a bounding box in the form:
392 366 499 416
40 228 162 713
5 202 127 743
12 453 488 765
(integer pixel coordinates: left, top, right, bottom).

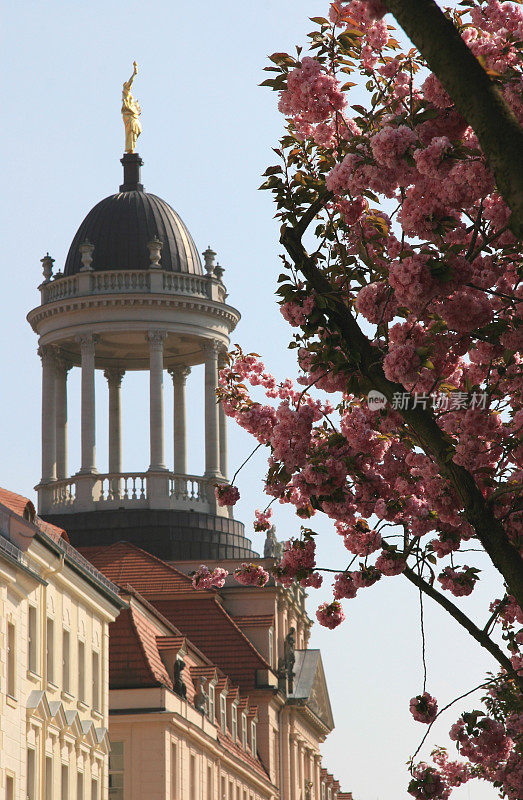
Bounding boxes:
38 331 228 487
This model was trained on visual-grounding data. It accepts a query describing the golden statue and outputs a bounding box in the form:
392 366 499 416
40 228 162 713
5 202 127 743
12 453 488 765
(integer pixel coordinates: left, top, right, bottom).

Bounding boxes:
122 61 142 153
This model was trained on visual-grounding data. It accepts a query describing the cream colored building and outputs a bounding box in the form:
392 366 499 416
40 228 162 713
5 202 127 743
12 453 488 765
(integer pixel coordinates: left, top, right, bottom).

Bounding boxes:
0 488 123 800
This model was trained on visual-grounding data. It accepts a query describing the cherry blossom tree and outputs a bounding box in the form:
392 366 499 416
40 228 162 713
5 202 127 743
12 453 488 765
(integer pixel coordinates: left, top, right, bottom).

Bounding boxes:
210 1 523 796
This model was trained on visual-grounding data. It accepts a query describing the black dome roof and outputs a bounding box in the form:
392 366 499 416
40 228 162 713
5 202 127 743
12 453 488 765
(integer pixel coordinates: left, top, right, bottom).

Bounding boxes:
64 154 203 276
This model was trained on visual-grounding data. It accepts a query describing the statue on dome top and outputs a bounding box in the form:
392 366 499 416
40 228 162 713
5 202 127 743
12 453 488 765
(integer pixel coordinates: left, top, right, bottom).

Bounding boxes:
122 61 142 153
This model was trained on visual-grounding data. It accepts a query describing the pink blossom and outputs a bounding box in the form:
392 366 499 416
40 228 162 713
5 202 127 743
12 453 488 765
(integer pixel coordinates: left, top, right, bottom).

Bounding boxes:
215 484 240 507
278 57 346 123
316 600 345 629
370 125 417 168
254 508 273 532
192 565 229 590
234 563 270 587
355 281 398 323
437 566 478 597
410 692 439 724
383 343 421 386
333 572 359 599
375 549 406 576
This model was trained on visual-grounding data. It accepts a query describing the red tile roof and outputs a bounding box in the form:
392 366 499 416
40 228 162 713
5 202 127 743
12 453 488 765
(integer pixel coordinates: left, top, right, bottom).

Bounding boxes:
78 541 197 593
0 487 67 542
110 603 171 690
151 596 270 694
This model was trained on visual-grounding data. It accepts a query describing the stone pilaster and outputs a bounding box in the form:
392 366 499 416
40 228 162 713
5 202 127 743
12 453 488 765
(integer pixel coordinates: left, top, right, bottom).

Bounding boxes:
104 368 125 477
77 334 97 473
147 331 167 471
203 340 222 478
39 345 58 483
55 354 72 480
168 366 191 474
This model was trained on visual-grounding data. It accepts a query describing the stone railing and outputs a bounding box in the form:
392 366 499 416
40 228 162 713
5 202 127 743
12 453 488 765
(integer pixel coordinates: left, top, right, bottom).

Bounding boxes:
38 471 225 516
40 269 226 305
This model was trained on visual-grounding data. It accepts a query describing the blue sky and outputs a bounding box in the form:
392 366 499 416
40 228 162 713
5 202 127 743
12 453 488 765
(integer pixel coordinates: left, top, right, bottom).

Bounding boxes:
2 2 502 797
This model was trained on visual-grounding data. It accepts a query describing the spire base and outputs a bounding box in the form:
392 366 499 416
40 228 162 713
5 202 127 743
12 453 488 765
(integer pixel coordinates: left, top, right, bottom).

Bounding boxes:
120 152 144 192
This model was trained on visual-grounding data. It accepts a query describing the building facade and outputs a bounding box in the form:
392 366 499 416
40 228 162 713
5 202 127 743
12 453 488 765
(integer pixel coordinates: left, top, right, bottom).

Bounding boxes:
0 488 122 800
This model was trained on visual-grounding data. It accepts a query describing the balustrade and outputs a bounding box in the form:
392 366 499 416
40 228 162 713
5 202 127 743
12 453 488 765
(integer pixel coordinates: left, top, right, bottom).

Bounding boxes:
40 269 226 303
41 471 221 514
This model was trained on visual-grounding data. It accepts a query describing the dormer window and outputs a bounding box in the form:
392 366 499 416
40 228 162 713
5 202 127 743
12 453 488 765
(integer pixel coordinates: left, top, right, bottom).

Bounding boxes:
250 721 257 757
241 713 247 749
208 684 215 723
231 704 238 742
220 694 227 733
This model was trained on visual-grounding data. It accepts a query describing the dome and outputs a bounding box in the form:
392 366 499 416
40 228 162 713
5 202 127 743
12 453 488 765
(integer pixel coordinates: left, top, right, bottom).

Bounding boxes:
64 154 203 276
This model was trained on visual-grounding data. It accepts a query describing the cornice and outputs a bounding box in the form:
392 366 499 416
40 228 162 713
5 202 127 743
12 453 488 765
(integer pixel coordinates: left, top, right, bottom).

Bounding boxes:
27 293 241 332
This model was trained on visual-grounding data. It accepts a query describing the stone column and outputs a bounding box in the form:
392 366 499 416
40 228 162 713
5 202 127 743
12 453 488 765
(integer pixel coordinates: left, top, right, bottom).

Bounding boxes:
147 331 167 471
39 346 57 483
104 368 125 500
55 355 71 480
168 366 191 474
218 350 228 479
203 340 221 478
78 334 97 473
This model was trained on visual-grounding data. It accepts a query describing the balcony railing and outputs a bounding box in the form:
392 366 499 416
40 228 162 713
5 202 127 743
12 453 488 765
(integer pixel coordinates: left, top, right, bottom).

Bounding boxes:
40 269 226 305
39 471 226 517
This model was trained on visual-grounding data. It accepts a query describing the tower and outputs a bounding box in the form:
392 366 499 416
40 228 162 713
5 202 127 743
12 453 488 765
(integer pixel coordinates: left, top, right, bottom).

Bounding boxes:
27 151 257 561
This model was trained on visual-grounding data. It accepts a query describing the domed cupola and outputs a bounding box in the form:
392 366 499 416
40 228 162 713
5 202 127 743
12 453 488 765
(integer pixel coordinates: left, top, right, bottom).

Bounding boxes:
64 154 203 276
27 65 256 561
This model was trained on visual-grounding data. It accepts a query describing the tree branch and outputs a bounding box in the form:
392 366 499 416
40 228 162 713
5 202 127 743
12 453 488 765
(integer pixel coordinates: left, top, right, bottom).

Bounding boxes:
381 0 523 236
403 565 515 676
280 216 523 611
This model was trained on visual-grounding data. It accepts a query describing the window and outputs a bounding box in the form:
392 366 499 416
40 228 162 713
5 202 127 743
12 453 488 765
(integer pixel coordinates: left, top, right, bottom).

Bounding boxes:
268 628 274 668
109 741 124 800
45 757 53 800
221 777 226 800
7 622 15 697
321 783 326 800
5 775 14 800
220 694 227 732
46 618 54 683
78 641 85 702
92 651 100 709
91 778 98 800
208 684 215 723
170 743 177 799
61 765 69 800
251 721 257 757
27 749 36 800
229 781 233 800
231 705 237 742
241 714 247 749
77 773 84 800
28 606 38 673
62 629 70 693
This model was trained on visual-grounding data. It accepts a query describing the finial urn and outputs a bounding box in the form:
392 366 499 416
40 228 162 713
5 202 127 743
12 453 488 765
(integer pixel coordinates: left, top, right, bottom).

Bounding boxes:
203 246 216 275
41 253 54 282
79 239 95 271
147 235 163 268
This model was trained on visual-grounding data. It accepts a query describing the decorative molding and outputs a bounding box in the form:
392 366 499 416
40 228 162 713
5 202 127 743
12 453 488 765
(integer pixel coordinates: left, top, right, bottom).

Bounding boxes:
27 294 240 331
37 344 59 365
103 367 125 388
146 330 167 348
168 365 191 383
75 334 98 355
